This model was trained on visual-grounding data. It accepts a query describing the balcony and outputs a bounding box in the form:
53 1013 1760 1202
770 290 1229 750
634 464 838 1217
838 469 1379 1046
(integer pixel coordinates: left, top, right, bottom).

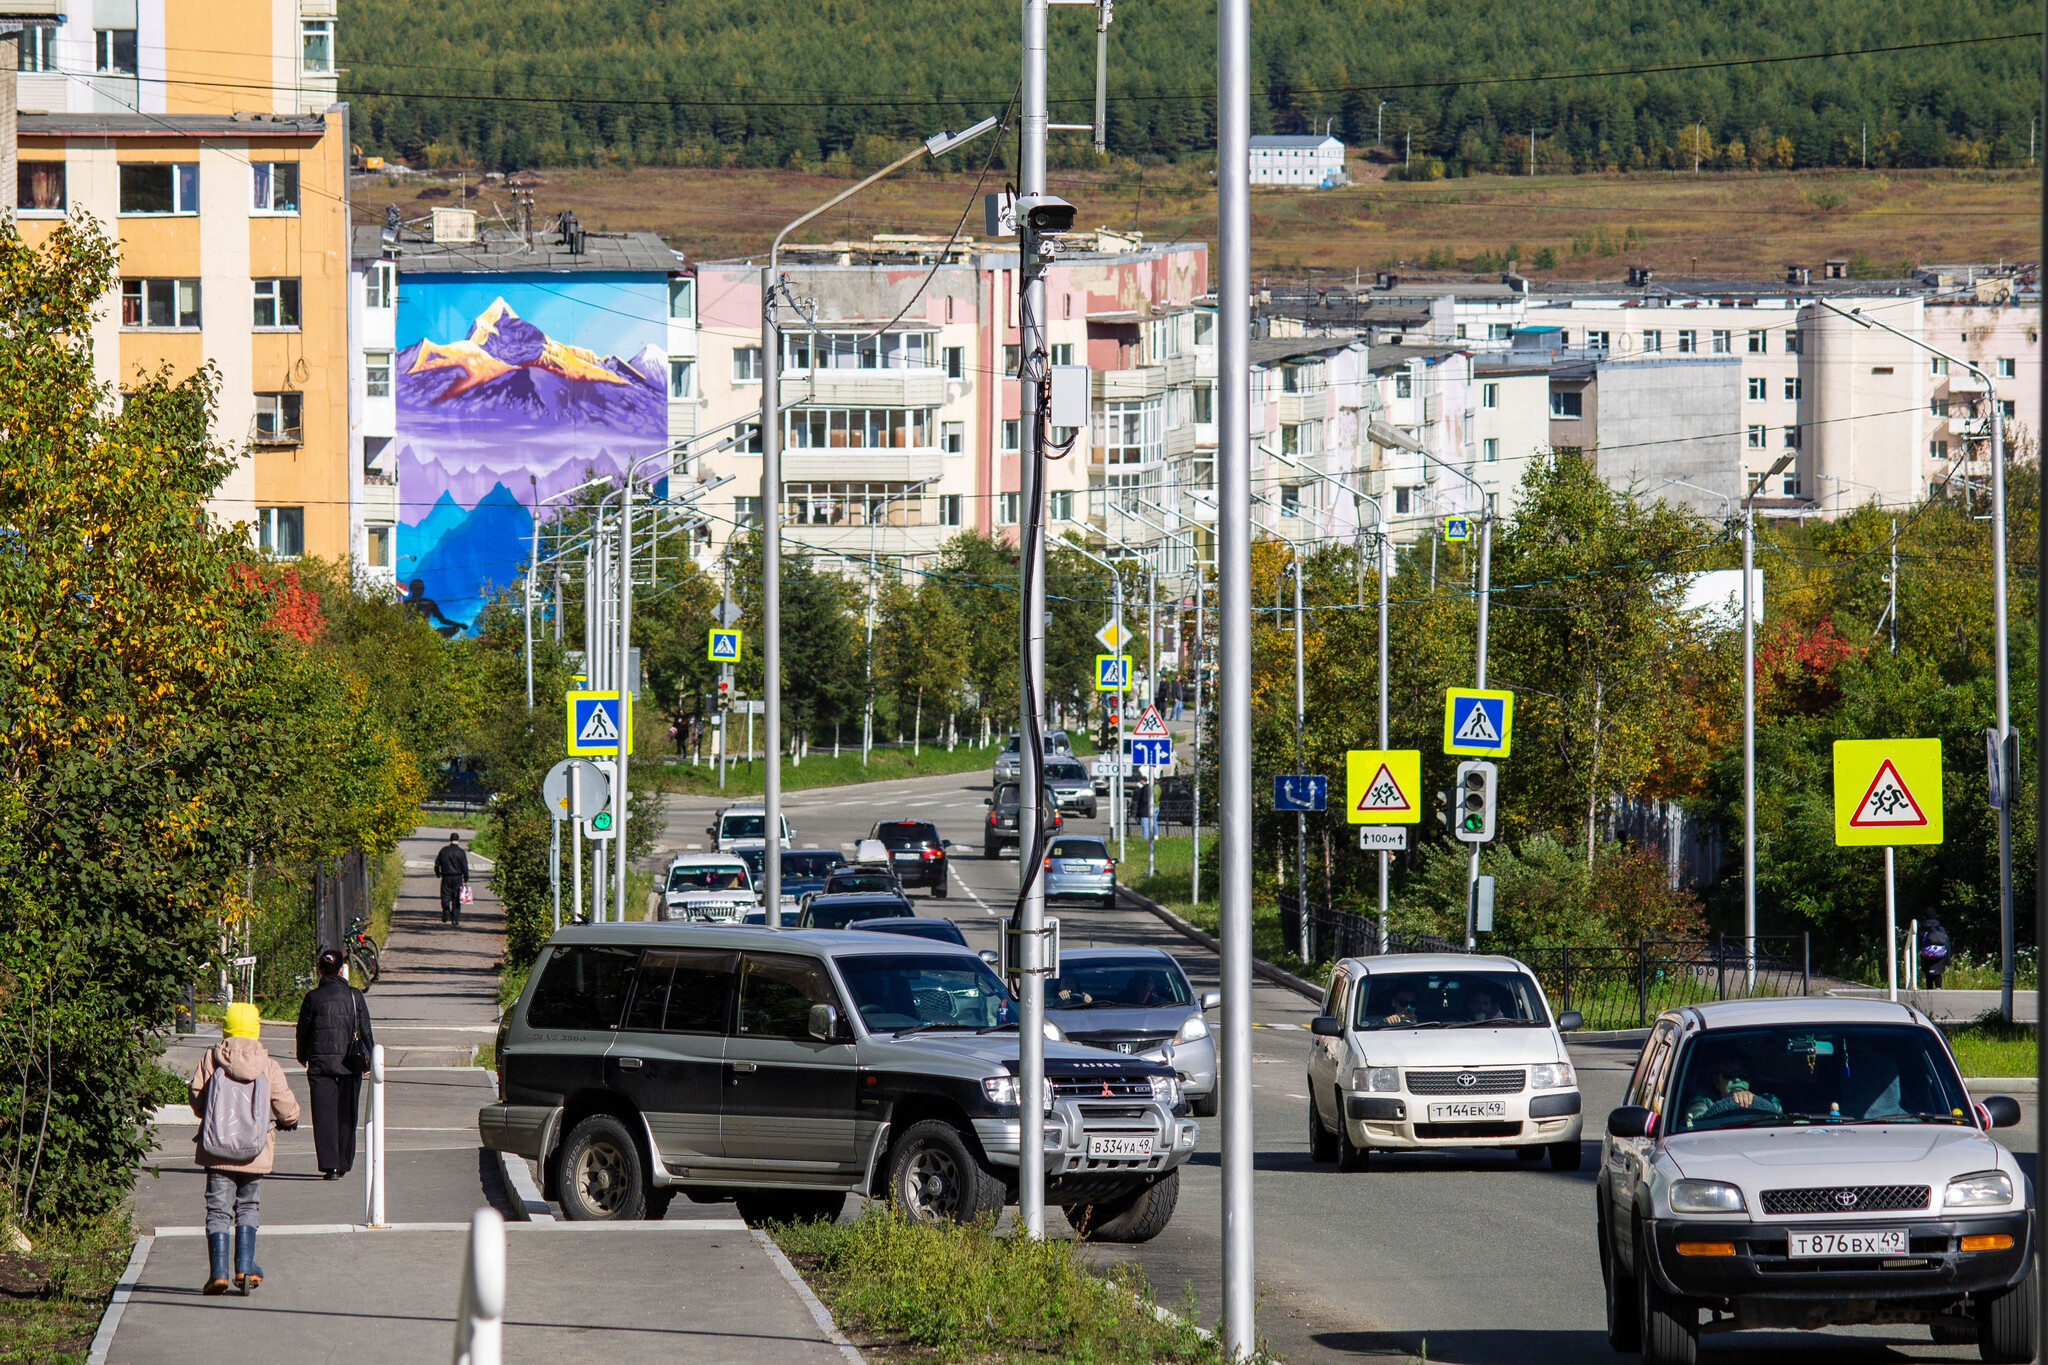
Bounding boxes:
1946 370 1990 395
785 448 945 483
1274 391 1321 426
251 425 302 447
1094 367 1166 401
1160 353 1197 387
800 369 948 407
784 522 954 559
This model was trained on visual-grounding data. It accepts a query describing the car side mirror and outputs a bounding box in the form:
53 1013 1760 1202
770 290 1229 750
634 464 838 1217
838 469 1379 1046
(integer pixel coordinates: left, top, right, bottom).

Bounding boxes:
807 1002 841 1043
978 949 999 967
1556 1010 1583 1032
1309 1015 1344 1038
1607 1105 1656 1139
1981 1095 2023 1128
1201 991 1221 1012
706 827 715 836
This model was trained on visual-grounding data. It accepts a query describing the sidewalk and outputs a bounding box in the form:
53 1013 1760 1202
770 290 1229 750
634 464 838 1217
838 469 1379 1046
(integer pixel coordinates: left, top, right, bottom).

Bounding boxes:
110 824 860 1364
1828 984 2040 1023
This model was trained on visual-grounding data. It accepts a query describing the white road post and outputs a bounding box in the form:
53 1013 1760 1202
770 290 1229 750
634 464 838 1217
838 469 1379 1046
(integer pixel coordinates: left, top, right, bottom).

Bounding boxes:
451 1207 505 1365
366 1043 387 1228
1885 847 1898 1003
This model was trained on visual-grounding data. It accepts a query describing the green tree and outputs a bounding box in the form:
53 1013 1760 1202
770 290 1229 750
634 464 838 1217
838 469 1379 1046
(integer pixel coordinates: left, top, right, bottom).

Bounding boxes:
877 576 969 752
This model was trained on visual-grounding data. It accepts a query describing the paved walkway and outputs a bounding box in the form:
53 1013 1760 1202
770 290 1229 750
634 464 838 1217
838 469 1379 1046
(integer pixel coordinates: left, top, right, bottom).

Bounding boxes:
113 824 859 1364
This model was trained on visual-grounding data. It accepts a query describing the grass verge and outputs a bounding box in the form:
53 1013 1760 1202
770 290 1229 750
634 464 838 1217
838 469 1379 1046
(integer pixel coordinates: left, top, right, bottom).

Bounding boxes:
1125 834 1329 988
771 1204 1235 1363
0 1213 132 1365
656 740 1005 797
1945 1012 2039 1078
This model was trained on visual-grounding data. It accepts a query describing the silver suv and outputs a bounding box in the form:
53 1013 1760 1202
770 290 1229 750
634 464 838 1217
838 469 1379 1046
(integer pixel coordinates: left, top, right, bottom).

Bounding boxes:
1598 997 2033 1364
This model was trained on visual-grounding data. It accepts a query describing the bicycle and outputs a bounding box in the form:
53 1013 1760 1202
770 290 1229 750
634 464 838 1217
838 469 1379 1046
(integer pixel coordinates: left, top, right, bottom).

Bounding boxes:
345 916 381 989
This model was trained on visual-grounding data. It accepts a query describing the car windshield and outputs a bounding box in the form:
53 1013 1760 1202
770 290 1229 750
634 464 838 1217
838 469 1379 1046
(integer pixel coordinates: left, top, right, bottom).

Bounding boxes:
784 851 846 878
1046 762 1088 783
836 952 1013 1032
668 865 749 892
874 823 937 850
804 899 901 929
1353 971 1548 1029
1048 957 1192 1010
1669 1024 1974 1133
719 814 767 839
1048 838 1109 860
825 871 897 894
855 920 968 946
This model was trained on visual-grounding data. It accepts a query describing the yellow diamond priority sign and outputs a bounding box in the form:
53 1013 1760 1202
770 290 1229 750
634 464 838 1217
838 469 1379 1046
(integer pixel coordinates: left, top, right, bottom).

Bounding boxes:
1345 749 1422 825
1832 738 1942 847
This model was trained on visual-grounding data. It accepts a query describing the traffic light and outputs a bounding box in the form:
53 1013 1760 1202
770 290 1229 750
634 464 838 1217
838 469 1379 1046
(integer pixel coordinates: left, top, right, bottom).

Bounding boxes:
1454 760 1498 843
1434 789 1454 833
716 677 732 712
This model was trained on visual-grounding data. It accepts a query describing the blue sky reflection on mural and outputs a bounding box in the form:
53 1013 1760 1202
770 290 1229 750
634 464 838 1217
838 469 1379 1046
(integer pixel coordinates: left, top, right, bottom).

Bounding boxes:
396 273 667 632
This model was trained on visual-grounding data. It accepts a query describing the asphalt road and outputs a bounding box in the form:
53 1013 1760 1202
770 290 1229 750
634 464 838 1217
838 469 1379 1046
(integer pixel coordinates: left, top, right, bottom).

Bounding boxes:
653 767 2041 1365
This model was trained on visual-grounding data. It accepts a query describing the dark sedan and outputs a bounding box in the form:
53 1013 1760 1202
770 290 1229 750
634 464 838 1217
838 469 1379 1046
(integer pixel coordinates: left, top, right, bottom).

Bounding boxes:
870 819 950 897
849 917 971 947
797 891 916 929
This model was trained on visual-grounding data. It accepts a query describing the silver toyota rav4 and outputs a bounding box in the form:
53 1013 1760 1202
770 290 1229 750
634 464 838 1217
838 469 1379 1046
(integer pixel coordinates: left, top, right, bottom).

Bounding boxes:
1599 997 2033 1364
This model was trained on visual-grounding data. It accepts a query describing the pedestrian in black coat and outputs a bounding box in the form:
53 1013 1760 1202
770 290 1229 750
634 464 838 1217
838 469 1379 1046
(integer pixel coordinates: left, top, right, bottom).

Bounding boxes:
295 951 373 1180
434 832 470 926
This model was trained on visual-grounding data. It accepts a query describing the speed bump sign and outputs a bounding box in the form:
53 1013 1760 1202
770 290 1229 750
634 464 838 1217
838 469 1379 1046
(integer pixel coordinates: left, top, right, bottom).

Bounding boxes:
1833 738 1943 846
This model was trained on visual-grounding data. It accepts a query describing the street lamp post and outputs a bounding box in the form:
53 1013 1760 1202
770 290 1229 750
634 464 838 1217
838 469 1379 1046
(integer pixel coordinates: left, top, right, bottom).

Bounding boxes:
1066 538 1129 862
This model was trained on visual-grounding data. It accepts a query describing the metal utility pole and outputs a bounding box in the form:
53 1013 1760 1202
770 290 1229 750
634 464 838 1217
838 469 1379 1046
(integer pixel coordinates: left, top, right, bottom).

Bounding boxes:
1218 0 1256 1347
1192 574 1207 905
1377 100 1386 149
525 475 539 708
2031 33 2045 1343
1291 557 1307 956
1093 0 1112 154
1464 514 1492 949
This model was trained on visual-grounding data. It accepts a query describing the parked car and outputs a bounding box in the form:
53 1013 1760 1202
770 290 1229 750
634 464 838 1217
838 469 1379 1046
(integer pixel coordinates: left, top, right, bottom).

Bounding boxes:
985 782 1062 858
480 923 1197 1237
1598 997 2033 1365
1043 835 1117 910
869 819 951 897
660 855 757 922
1050 948 1220 1118
850 917 970 947
1304 953 1586 1172
798 891 917 929
1044 759 1097 820
1155 775 1195 828
733 847 849 918
994 730 1073 782
707 803 792 852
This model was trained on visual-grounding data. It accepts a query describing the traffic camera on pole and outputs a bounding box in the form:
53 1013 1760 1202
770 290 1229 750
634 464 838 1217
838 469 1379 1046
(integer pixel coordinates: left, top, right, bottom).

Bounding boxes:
1454 760 1498 843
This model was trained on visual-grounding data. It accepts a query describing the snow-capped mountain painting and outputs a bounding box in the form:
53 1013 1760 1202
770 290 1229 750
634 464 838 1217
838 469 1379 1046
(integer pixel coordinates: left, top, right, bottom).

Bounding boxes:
394 280 668 632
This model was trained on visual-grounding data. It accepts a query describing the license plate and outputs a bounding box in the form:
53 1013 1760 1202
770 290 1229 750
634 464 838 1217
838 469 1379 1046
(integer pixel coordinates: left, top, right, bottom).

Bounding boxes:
1789 1228 1908 1258
1427 1100 1506 1120
893 853 918 860
1086 1135 1155 1157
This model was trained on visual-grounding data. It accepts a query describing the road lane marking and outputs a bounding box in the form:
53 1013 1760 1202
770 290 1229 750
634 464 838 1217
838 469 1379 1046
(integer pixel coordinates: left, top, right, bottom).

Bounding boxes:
955 877 999 916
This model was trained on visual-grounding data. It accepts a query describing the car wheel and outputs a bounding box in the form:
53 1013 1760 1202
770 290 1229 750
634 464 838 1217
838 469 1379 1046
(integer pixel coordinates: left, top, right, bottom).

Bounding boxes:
931 875 948 899
1930 1317 1976 1345
1600 1213 1640 1352
1191 1091 1218 1119
1548 1138 1586 1171
1335 1094 1370 1173
1084 805 1098 820
556 1114 645 1221
1067 1169 1179 1243
886 1120 1005 1225
1975 1273 2037 1363
735 1190 846 1226
1306 1091 1337 1163
1636 1224 1698 1365
1100 891 1118 911
984 839 1000 860
643 1188 676 1221
1514 1145 1545 1161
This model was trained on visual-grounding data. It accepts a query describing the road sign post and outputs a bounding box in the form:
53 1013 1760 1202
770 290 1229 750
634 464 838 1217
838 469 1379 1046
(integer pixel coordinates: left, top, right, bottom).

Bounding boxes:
1834 738 1945 1001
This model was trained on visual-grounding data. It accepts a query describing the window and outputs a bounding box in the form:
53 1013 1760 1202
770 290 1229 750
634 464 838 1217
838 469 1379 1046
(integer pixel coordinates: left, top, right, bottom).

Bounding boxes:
1394 373 1413 399
1279 484 1302 517
251 162 299 213
18 24 54 72
1481 382 1499 409
732 347 761 383
1586 330 1610 352
785 407 935 450
668 359 696 400
119 163 199 215
999 492 1019 525
1488 323 1512 341
1049 489 1074 521
364 261 395 311
1641 330 1662 354
252 278 300 328
524 945 637 1031
95 28 136 74
1930 398 1950 418
1747 330 1766 353
1280 421 1322 457
16 162 63 212
1746 425 1766 449
1482 437 1500 463
366 524 393 569
944 345 965 379
1051 343 1075 366
362 436 392 476
1549 389 1582 419
737 422 761 455
624 949 738 1036
1711 330 1732 354
1193 382 1214 424
1782 425 1801 449
1748 377 1766 401
1929 439 1949 461
254 393 304 444
1455 323 1467 340
1004 344 1021 377
1930 356 1949 376
1999 358 2016 379
364 351 392 398
1784 330 1802 354
1096 398 1163 465
256 507 305 559
667 277 695 321
1782 472 1801 497
941 421 964 454
939 494 963 526
120 278 200 328
734 495 763 526
1784 377 1802 401
1001 419 1020 452
301 19 334 73
1394 487 1412 515
1194 312 1215 345
1999 398 2017 418
1677 330 1697 354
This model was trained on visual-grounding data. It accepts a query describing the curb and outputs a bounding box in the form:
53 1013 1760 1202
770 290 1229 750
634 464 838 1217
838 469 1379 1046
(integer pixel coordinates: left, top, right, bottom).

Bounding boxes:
1115 886 1324 1003
85 1233 152 1365
1968 1078 2039 1094
499 1151 555 1221
754 1228 867 1363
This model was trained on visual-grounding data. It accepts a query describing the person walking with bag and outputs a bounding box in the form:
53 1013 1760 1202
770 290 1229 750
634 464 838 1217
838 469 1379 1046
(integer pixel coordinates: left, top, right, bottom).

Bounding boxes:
434 831 470 926
191 1002 299 1296
1919 916 1952 989
296 949 373 1181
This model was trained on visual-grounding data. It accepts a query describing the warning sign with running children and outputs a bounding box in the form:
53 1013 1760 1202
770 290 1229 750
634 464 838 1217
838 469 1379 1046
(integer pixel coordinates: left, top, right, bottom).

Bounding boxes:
1832 737 1942 847
1346 749 1422 825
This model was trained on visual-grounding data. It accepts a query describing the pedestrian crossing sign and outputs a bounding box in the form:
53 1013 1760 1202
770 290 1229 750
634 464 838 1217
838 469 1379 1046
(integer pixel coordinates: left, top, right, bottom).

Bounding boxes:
1443 688 1514 756
1443 516 1471 543
1833 738 1943 846
567 690 633 757
1095 654 1132 691
708 629 742 662
1346 749 1421 825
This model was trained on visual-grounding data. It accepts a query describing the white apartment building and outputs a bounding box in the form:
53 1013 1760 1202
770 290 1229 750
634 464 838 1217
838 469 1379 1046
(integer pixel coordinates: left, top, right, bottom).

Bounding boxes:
1248 135 1346 187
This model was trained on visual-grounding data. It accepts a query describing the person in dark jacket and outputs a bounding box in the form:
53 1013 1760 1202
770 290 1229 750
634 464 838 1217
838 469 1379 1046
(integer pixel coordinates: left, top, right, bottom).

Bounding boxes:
295 950 372 1180
1919 916 1951 989
434 831 470 926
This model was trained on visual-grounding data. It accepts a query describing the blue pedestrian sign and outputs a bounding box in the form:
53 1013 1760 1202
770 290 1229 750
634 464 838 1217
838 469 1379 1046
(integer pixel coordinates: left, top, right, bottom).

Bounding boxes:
707 629 741 662
1273 775 1327 812
1442 687 1514 757
1443 515 1472 543
567 690 633 757
1095 654 1132 691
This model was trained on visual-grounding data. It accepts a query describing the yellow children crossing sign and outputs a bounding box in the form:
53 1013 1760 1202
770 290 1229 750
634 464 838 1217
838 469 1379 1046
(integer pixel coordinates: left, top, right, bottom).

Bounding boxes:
1833 738 1943 846
1345 749 1421 824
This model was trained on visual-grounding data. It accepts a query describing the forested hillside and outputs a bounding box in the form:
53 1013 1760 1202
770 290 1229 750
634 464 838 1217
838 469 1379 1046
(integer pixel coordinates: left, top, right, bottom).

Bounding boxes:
342 0 2040 173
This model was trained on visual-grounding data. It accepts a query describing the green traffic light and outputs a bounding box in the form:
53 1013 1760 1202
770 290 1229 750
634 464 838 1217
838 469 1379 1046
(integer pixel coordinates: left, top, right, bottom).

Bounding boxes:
592 812 613 830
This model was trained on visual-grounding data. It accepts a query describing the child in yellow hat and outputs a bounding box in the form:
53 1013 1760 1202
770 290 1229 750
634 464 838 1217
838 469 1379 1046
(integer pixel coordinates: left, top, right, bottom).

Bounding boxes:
189 1003 299 1294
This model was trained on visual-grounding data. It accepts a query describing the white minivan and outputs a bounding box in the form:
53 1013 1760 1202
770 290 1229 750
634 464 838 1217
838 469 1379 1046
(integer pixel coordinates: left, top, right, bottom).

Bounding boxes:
1305 952 1585 1171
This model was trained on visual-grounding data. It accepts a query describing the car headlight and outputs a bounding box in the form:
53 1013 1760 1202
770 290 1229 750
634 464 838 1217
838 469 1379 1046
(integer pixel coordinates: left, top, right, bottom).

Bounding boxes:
1043 1020 1065 1043
1149 1073 1182 1107
1173 1013 1209 1044
1670 1180 1747 1214
1530 1063 1576 1090
981 1076 1054 1109
1946 1171 2015 1209
1347 1066 1401 1093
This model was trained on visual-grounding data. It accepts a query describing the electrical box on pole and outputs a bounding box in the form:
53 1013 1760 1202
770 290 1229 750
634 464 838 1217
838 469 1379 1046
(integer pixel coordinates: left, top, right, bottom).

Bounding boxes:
1453 760 1498 843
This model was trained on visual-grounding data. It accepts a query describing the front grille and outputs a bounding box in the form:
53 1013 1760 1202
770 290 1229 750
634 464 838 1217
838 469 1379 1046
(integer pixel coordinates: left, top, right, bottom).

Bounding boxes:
1065 1031 1174 1055
1415 1121 1523 1140
673 899 745 921
1053 1076 1154 1100
1760 1185 1930 1216
1407 1068 1526 1096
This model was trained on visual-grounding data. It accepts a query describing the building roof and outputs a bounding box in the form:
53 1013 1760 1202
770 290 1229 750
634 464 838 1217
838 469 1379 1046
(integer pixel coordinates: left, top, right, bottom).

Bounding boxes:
351 224 678 273
22 112 329 138
1369 344 1464 372
1247 335 1364 367
1472 359 1554 378
1250 135 1343 149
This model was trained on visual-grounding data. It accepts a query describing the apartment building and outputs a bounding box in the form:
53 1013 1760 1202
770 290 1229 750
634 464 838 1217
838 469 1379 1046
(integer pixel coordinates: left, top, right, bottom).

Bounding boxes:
1248 134 1346 187
14 0 338 117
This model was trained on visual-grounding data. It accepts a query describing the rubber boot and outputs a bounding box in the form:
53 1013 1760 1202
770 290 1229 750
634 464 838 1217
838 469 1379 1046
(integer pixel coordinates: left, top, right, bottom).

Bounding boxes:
203 1232 232 1295
234 1225 262 1294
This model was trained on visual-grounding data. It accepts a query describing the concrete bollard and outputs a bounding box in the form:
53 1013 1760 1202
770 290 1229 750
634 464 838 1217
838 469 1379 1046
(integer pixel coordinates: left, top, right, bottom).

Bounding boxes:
364 1044 387 1228
451 1207 505 1365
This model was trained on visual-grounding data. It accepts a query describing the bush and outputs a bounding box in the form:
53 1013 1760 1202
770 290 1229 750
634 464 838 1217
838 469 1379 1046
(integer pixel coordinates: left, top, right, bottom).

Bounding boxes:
1391 834 1705 948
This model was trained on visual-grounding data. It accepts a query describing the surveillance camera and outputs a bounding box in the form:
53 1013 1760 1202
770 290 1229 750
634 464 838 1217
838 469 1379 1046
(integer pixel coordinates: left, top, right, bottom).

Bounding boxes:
1021 195 1077 235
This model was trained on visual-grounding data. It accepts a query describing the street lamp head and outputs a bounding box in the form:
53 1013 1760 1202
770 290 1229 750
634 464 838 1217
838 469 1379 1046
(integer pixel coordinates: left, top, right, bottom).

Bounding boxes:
926 116 1001 159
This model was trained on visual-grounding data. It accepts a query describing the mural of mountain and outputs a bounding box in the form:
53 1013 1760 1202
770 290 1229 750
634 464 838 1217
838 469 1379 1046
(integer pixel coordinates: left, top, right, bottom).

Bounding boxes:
398 297 666 435
398 489 469 574
402 482 534 627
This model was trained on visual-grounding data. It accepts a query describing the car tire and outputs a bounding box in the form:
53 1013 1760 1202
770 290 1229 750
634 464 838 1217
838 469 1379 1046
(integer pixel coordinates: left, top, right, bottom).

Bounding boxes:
556 1114 646 1222
1975 1273 2037 1363
1514 1145 1545 1161
1600 1213 1640 1353
643 1188 676 1221
1068 1169 1179 1243
735 1190 846 1227
931 875 948 899
1307 1092 1337 1163
1548 1139 1586 1171
1191 1092 1218 1119
1084 804 1098 820
1335 1094 1370 1172
1636 1225 1698 1365
886 1120 1005 1225
1100 891 1118 911
1930 1317 1976 1345
984 839 1000 860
